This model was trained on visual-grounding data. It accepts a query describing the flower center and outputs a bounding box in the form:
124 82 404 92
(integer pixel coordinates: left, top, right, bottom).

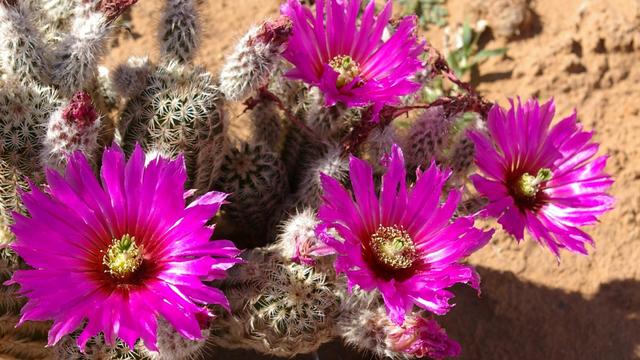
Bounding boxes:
370 225 416 270
103 234 143 278
329 55 360 88
515 168 552 198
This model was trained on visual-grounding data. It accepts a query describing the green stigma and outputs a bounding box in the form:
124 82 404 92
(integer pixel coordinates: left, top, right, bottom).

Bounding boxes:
103 234 143 278
517 168 553 198
329 55 360 88
370 225 416 270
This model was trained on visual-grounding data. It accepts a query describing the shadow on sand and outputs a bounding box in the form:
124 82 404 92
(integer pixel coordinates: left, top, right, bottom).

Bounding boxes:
218 267 640 360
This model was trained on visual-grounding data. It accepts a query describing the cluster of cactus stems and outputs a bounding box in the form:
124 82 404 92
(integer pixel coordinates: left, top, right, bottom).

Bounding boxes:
0 1 541 360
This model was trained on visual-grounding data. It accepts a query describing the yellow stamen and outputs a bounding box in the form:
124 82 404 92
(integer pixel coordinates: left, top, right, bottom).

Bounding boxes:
517 168 553 198
329 55 361 88
370 225 416 270
103 234 143 278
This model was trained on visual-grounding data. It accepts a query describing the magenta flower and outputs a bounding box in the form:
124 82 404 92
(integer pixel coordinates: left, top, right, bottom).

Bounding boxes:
8 145 241 351
469 99 614 256
316 144 493 324
385 315 461 359
281 0 424 113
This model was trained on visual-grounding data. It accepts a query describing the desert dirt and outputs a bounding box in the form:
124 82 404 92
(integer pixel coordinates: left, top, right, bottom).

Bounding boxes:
106 0 640 359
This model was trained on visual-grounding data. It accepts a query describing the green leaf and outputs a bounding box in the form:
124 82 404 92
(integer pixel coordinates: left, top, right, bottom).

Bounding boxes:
462 22 473 48
471 48 508 63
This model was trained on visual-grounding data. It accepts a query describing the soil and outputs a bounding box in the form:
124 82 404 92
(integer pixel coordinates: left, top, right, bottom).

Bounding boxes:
105 0 640 359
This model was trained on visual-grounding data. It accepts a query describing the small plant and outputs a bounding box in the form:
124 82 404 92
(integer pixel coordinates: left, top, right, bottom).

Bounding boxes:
445 21 508 78
399 0 449 29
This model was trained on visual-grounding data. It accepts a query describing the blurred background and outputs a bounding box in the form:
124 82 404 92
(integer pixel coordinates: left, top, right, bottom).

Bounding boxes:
105 0 640 358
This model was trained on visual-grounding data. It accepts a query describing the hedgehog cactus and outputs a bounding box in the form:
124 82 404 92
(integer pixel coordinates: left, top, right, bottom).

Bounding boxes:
211 249 341 357
0 1 51 84
118 60 226 186
0 80 60 241
140 319 210 360
159 0 200 63
0 0 616 359
403 105 452 172
215 141 288 245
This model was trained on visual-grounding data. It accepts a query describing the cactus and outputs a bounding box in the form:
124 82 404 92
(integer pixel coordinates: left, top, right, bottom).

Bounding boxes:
118 60 226 187
40 91 101 172
139 319 210 360
52 334 142 360
49 3 120 96
403 105 452 172
363 124 399 175
0 79 61 237
272 208 334 265
219 17 292 101
0 1 51 84
289 141 348 210
159 0 200 63
0 0 608 359
338 290 460 360
111 56 153 99
26 0 76 45
248 94 284 151
210 249 340 357
214 141 288 246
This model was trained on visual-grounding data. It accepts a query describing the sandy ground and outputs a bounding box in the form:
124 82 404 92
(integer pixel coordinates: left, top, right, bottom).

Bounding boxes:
106 0 640 359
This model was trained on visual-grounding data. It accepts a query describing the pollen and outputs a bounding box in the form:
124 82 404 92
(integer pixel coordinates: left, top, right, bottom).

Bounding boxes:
516 168 553 198
103 234 143 278
370 225 416 270
329 55 361 88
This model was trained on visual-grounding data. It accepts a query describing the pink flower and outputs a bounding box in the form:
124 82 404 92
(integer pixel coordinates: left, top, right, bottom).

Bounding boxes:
385 315 461 359
281 0 424 113
9 145 241 351
470 99 614 257
316 144 492 324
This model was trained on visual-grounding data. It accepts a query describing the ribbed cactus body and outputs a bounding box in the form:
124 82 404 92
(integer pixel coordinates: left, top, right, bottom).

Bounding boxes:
119 61 226 187
446 134 476 183
0 2 51 84
290 142 348 210
0 80 60 239
159 0 200 63
303 89 360 140
215 142 288 246
0 250 51 360
52 335 142 360
26 0 75 44
50 5 112 96
404 105 452 172
111 56 152 99
248 97 283 151
363 124 398 175
211 250 340 357
0 317 51 360
140 320 209 360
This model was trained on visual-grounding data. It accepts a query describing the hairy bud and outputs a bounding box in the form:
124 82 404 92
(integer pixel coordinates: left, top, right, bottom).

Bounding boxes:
96 0 138 24
273 209 333 265
41 91 100 171
219 17 292 101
